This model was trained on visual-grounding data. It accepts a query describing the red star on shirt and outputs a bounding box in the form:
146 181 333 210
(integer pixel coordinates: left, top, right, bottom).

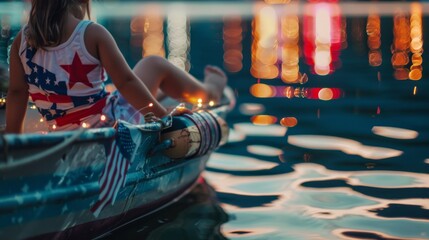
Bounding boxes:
60 53 97 89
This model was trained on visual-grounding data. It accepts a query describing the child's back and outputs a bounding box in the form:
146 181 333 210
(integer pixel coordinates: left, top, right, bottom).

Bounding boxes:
6 0 227 134
19 20 110 131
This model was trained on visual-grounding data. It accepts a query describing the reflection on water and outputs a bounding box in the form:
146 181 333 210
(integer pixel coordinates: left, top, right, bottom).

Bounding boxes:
205 163 429 239
104 178 228 240
288 135 403 160
1 1 429 239
372 126 419 140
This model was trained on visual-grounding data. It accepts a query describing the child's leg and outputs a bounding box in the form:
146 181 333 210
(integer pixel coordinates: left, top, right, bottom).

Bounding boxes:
132 56 227 104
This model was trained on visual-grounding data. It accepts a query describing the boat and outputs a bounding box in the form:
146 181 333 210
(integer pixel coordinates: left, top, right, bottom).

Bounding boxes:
0 90 234 240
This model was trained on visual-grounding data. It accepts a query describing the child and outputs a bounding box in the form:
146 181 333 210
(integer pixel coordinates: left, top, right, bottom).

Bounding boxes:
5 0 227 133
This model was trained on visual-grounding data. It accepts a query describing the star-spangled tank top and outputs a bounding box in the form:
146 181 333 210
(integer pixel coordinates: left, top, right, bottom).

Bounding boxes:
19 20 111 131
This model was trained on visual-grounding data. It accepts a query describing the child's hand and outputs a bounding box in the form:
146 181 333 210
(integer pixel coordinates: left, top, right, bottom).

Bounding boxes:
144 112 162 123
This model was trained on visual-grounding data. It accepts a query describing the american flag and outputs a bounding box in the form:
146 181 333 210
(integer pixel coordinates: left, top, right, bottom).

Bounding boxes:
24 47 108 128
91 122 138 217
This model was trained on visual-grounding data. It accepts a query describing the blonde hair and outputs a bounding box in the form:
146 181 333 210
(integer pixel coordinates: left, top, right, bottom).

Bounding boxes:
26 0 91 49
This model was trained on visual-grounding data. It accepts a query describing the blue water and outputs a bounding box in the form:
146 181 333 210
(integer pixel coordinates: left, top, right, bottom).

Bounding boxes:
1 1 429 239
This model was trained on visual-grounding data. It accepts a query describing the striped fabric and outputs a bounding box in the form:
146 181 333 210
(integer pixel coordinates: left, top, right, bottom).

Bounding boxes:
90 139 130 217
91 122 138 217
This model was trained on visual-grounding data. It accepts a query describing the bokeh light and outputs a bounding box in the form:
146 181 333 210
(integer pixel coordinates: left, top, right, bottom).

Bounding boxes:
250 83 276 98
251 4 279 79
280 117 298 127
223 17 243 73
251 115 278 125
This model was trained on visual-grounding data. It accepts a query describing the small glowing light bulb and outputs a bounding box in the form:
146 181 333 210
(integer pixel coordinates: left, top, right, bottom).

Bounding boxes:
52 124 57 130
100 115 106 121
39 118 44 123
148 103 153 107
197 103 203 108
175 103 184 110
197 98 202 103
209 101 215 107
82 122 89 128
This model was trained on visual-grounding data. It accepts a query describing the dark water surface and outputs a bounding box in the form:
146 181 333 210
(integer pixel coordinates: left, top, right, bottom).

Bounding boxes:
1 1 429 239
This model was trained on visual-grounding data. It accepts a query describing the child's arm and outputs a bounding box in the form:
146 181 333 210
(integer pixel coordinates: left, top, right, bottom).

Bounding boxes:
88 24 168 117
5 32 29 134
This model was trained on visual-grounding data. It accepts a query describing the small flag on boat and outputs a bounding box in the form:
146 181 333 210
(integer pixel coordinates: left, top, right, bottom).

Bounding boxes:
90 122 138 217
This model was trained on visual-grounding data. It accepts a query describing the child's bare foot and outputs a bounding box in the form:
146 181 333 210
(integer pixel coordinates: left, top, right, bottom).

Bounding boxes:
203 65 227 103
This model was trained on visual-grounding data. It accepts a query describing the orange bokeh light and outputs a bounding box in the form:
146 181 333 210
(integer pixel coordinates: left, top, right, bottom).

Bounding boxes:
280 117 298 127
250 83 276 98
409 69 422 80
251 115 278 125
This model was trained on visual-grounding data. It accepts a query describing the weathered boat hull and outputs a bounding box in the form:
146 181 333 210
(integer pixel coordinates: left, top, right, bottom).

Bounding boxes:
5 158 207 240
0 99 232 239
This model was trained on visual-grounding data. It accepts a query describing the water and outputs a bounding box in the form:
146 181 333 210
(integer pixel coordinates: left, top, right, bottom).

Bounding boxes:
1 1 429 239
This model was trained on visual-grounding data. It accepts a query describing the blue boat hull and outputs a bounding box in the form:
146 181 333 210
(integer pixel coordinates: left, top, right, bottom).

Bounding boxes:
0 98 233 239
10 160 206 240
